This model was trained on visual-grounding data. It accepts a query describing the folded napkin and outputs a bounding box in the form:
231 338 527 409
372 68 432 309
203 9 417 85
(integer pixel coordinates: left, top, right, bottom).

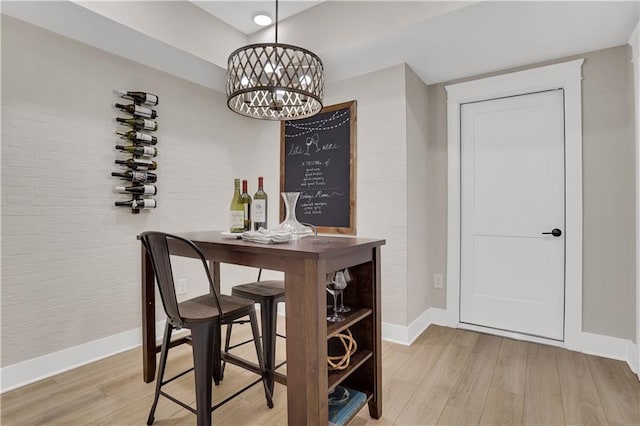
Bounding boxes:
242 227 291 244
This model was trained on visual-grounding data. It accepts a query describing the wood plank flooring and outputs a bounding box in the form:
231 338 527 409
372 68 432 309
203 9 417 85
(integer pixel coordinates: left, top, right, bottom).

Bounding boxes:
2 325 638 425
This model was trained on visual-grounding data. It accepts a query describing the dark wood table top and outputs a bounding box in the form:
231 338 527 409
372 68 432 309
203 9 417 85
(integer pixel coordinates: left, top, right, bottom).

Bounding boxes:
174 230 385 259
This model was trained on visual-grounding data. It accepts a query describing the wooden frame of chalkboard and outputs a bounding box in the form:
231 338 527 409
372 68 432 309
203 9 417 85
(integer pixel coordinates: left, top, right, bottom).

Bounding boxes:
280 100 357 235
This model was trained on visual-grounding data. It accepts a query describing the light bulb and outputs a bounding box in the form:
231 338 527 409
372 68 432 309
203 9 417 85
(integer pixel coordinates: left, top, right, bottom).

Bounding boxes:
299 75 312 88
253 13 272 26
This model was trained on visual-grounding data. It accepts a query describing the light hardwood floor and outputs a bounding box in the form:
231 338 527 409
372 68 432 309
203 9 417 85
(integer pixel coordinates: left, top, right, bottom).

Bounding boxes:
2 324 639 425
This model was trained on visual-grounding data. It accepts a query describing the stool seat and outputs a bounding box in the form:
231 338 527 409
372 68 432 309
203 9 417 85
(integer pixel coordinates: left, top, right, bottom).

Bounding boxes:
231 280 285 300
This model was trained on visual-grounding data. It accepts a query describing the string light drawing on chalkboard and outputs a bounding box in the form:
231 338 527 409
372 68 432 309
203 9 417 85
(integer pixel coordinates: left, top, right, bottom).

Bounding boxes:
285 110 350 137
280 100 356 235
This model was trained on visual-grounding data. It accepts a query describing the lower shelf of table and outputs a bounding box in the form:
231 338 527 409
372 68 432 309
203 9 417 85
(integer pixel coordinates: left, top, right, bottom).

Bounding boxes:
327 349 373 393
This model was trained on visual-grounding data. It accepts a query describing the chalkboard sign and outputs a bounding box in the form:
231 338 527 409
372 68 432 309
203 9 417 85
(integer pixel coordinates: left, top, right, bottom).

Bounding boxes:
280 100 356 234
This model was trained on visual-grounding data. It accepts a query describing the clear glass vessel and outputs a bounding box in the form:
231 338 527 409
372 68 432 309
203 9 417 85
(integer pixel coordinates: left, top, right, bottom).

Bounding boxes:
274 192 314 239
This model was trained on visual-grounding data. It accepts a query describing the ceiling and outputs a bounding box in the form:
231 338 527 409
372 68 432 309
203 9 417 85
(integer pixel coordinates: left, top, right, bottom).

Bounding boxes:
192 1 325 35
2 1 638 90
202 0 640 85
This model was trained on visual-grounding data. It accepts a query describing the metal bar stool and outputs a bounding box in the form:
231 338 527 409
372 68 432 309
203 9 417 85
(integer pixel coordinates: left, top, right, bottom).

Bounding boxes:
140 231 273 426
222 269 286 394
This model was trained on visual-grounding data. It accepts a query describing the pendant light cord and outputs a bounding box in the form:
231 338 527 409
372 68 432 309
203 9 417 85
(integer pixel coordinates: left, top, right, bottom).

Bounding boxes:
275 0 279 45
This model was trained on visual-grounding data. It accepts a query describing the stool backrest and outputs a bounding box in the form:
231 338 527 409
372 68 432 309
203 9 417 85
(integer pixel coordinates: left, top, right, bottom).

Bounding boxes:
139 231 223 327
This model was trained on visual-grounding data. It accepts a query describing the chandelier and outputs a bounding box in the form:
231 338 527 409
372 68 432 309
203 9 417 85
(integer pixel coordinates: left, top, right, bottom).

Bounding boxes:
226 0 324 120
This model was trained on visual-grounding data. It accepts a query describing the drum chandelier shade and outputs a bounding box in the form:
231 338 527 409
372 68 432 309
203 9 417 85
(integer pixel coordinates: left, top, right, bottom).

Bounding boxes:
225 1 324 120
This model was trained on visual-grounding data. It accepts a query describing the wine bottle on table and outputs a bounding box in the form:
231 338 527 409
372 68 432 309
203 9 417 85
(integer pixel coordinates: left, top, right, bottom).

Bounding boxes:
115 158 158 170
115 198 157 209
116 90 159 106
116 117 158 131
116 130 157 145
115 103 158 119
115 184 157 195
253 176 268 230
229 178 244 233
240 179 252 231
115 144 158 157
111 170 157 183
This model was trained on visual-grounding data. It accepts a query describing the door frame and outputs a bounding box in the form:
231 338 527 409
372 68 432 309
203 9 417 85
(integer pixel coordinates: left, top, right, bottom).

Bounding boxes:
444 59 584 350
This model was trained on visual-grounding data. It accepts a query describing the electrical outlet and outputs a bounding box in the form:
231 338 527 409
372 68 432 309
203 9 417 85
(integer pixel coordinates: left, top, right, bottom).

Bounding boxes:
177 278 188 295
433 274 444 289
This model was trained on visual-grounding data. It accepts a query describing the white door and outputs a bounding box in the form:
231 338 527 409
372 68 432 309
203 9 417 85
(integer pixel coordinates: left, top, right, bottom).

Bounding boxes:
460 89 565 341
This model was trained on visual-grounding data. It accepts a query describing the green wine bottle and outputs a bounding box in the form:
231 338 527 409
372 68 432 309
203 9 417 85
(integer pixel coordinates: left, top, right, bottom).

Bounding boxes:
229 178 244 233
115 158 158 170
111 170 157 183
116 117 158 131
116 130 157 145
116 90 159 106
115 198 157 209
240 179 252 231
253 176 268 230
115 144 158 157
115 102 158 119
115 184 157 195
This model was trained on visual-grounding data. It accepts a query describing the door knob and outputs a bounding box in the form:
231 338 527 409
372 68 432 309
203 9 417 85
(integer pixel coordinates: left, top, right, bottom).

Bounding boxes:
542 228 562 237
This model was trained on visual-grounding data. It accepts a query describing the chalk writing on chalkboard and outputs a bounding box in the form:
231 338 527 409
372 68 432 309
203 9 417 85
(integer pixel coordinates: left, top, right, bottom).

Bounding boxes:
281 101 356 234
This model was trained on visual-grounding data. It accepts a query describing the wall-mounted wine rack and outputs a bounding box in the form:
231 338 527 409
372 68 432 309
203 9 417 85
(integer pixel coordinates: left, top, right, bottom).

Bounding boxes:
111 90 159 214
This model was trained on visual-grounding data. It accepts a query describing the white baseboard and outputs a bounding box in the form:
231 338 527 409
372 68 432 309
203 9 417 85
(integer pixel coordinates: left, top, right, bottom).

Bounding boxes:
382 307 448 346
580 331 636 373
1 320 166 393
626 339 638 377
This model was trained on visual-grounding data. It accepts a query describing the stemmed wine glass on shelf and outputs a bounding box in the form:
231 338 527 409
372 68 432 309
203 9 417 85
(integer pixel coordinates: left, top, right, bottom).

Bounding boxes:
335 269 352 313
326 272 345 322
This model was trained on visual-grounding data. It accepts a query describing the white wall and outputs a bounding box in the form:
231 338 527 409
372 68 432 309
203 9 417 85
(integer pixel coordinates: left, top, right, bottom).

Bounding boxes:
0 15 270 370
324 64 409 326
1 16 421 391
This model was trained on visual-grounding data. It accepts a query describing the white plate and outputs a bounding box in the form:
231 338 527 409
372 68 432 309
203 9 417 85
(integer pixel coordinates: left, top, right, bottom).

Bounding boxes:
220 231 243 239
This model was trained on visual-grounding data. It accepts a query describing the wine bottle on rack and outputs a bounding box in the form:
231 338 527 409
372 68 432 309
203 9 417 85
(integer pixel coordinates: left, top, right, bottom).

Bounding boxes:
115 198 157 209
116 130 157 145
115 184 157 195
229 178 244 233
253 176 268 230
116 90 159 106
111 170 157 183
114 103 158 119
115 158 158 170
116 117 158 131
115 144 158 157
240 179 252 231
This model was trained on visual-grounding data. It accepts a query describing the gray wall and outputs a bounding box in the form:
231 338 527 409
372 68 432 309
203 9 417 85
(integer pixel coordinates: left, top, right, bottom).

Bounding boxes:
405 66 431 324
428 45 637 341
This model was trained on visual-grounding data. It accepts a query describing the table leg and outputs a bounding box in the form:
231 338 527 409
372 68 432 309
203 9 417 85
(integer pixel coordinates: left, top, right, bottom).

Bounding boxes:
368 246 383 418
142 242 156 383
284 260 328 425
